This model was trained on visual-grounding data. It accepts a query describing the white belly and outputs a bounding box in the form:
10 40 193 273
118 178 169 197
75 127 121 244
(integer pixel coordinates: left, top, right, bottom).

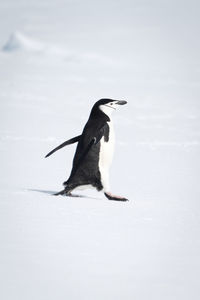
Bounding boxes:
99 121 115 192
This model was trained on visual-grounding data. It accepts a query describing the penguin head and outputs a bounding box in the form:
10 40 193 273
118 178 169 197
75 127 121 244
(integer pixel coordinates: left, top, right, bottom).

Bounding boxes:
93 98 127 117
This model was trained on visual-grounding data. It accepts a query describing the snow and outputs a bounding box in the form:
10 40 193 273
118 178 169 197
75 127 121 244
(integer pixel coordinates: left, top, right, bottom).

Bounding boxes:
3 31 45 52
0 0 200 299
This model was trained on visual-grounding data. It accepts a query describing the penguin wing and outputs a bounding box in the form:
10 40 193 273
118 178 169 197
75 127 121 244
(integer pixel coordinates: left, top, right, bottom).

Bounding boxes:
45 135 81 158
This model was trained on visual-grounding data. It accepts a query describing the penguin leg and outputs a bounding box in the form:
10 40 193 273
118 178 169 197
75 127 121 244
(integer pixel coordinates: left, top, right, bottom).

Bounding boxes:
104 192 128 202
54 189 72 196
101 172 128 201
54 184 83 197
54 184 74 196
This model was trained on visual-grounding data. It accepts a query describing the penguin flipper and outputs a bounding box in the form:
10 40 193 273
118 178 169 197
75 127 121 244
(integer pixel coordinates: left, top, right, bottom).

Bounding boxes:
45 135 81 158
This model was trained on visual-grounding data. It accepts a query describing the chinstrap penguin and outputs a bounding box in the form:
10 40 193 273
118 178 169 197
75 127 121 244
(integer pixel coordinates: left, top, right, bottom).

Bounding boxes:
45 98 128 201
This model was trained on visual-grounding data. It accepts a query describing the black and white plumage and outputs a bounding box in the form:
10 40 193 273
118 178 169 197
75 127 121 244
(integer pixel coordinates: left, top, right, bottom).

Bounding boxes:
45 98 128 201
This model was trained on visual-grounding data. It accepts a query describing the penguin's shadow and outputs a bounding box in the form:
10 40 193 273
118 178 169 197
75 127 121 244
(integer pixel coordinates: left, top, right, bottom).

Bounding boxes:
28 189 101 200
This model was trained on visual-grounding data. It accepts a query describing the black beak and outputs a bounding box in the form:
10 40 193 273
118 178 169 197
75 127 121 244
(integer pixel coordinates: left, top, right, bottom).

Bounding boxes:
117 100 127 105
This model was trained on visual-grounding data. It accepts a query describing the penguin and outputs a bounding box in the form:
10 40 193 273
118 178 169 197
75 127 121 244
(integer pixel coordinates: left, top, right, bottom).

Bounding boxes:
45 98 128 201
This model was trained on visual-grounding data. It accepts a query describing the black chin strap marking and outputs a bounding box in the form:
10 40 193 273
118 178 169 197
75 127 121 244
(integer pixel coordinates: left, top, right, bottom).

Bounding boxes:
104 104 116 110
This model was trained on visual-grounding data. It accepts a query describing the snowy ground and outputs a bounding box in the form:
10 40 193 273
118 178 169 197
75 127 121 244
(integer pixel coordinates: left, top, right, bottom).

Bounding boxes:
0 0 200 299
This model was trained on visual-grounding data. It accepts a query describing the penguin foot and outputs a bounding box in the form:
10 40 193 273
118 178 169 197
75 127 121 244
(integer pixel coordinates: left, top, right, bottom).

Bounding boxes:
104 192 128 202
54 189 72 196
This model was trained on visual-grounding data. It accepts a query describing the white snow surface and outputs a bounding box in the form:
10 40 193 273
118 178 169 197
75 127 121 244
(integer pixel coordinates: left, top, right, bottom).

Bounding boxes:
0 0 200 299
